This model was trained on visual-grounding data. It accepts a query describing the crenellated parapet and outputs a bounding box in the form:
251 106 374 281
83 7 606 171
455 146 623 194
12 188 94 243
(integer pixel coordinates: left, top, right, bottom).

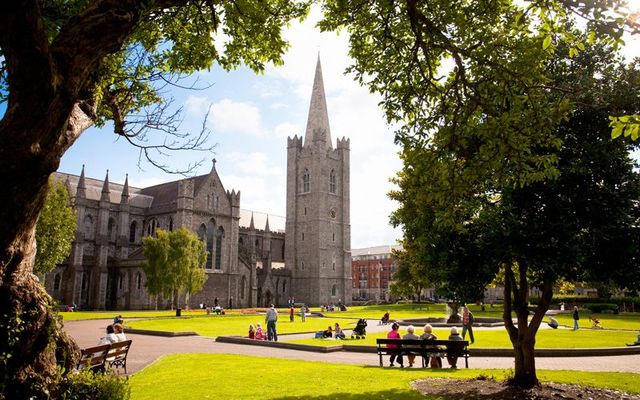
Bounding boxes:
336 137 350 150
287 135 303 150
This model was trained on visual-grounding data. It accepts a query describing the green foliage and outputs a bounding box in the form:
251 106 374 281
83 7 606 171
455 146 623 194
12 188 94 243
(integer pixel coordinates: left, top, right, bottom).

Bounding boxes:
389 248 431 299
610 115 640 140
34 178 77 276
584 303 619 314
59 369 130 400
142 228 208 308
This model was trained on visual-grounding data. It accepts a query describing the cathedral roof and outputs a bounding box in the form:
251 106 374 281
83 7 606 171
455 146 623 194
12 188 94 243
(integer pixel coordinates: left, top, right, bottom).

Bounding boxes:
54 172 153 208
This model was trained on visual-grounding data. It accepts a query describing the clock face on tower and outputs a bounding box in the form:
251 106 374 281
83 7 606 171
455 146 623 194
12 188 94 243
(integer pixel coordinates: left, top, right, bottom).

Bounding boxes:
329 208 336 219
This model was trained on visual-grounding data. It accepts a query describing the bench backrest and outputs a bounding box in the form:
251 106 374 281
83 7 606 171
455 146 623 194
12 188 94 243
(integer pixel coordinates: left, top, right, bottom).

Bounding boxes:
78 344 111 371
376 338 469 352
107 340 132 362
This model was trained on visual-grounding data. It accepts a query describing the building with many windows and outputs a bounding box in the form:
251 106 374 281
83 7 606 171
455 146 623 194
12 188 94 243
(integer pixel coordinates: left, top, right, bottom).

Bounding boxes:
351 245 401 302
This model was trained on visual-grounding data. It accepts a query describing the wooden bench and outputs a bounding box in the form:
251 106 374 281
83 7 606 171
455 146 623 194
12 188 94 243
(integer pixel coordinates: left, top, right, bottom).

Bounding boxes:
376 338 470 368
77 340 132 374
77 344 111 372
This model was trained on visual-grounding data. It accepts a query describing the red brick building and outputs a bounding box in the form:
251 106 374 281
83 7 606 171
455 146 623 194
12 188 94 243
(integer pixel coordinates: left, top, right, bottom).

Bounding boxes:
351 245 401 301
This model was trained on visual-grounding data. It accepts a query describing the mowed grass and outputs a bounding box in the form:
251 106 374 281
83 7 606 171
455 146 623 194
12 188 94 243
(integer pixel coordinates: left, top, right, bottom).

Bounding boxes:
126 314 358 337
58 309 221 321
289 327 638 348
129 354 640 400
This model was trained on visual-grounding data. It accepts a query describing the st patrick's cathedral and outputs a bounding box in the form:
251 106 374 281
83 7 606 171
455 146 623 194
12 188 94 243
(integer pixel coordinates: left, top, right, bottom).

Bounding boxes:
45 58 352 309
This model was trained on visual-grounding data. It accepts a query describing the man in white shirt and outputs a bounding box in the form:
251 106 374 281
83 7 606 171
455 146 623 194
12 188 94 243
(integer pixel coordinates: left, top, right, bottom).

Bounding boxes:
265 304 278 341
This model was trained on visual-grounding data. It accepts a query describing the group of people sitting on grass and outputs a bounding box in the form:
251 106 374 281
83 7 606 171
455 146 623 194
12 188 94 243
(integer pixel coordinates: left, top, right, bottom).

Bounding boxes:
386 323 463 369
313 323 347 339
97 320 127 345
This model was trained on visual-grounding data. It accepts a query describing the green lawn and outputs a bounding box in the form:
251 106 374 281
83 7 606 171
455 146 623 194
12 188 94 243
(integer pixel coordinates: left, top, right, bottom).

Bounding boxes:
59 309 222 321
126 314 358 337
129 354 640 400
289 327 638 348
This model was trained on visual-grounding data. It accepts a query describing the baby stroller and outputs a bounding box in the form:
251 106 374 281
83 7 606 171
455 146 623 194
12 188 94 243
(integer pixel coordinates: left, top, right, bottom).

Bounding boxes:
380 312 390 325
351 319 367 339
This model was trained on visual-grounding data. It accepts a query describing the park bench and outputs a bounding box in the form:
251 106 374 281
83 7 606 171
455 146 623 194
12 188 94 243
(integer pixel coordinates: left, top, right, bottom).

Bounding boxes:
376 338 470 368
77 340 132 374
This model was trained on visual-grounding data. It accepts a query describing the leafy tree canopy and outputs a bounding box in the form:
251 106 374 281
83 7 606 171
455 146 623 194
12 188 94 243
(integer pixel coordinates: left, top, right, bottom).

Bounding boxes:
34 178 77 276
142 227 207 309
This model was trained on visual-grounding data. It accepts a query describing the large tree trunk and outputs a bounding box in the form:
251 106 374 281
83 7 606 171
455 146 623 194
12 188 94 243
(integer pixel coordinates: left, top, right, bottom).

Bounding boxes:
0 3 143 397
503 263 553 388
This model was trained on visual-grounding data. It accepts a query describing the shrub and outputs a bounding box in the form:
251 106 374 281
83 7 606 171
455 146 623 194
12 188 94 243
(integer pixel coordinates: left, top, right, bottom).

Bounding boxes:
583 303 619 314
59 370 130 400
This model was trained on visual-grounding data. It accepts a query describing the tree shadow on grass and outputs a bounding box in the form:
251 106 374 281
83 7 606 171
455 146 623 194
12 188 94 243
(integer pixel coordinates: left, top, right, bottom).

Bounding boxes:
268 389 428 400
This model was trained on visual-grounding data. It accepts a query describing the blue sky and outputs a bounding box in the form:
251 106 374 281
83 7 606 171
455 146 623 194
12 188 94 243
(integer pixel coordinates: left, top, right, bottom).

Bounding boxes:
59 7 403 249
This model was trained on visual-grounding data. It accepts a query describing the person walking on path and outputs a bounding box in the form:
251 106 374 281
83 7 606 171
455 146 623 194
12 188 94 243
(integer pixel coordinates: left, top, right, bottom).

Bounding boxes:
289 307 294 322
573 306 580 330
386 322 404 368
462 305 475 344
266 304 278 341
300 304 306 322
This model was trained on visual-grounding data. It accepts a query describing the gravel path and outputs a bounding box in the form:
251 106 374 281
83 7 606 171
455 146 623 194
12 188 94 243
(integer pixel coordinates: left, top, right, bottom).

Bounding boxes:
64 319 640 375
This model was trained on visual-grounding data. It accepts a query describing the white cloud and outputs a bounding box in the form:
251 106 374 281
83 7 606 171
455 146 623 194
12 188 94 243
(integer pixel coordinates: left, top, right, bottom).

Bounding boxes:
209 99 264 137
224 152 283 177
220 174 285 216
185 95 210 116
274 122 302 138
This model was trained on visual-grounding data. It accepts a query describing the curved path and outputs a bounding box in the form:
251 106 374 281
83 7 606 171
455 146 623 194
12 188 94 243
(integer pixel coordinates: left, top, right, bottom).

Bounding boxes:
64 319 640 375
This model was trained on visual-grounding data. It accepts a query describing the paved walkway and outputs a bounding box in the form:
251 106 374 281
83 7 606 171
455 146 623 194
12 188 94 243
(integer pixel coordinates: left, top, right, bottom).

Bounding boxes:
64 319 640 375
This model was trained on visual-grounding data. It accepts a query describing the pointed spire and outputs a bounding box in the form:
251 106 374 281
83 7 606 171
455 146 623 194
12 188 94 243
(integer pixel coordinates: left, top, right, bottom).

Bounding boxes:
304 54 332 149
76 164 86 198
249 212 255 230
265 215 270 233
121 174 129 204
211 158 217 171
101 170 110 202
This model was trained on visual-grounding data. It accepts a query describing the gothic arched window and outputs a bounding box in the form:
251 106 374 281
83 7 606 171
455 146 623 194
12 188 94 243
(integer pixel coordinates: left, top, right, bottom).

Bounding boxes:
53 273 61 291
240 276 247 300
136 272 142 290
302 168 310 193
206 219 215 269
83 215 93 239
329 169 336 193
108 218 116 242
331 285 337 297
215 227 224 270
146 218 158 236
129 221 137 243
169 218 174 232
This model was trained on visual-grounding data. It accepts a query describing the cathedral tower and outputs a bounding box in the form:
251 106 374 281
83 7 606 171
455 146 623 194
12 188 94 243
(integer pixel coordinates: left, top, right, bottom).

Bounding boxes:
285 56 352 306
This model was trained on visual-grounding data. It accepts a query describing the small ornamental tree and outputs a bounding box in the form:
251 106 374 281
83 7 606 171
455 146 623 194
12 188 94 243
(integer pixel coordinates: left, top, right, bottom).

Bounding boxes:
34 178 77 277
142 228 207 310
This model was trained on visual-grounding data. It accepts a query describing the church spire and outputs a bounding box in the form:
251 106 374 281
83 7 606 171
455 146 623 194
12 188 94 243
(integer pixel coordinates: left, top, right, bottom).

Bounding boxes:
249 212 255 230
76 164 86 198
265 215 270 233
304 54 332 149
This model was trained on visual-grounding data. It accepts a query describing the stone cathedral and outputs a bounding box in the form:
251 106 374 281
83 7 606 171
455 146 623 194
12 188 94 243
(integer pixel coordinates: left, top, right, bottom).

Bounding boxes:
45 58 352 310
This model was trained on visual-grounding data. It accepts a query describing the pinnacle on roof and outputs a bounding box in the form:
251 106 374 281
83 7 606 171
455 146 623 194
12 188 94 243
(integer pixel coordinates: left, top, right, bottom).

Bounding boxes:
76 164 86 198
121 173 129 203
249 212 255 230
101 170 110 201
304 54 332 149
265 215 270 233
